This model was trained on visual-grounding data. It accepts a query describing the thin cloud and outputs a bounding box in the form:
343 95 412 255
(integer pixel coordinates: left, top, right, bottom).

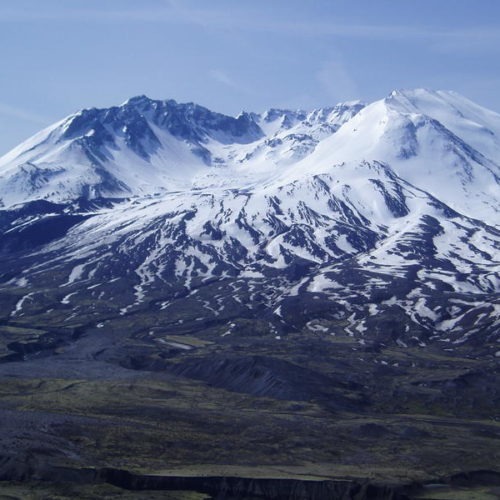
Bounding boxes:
0 102 49 125
316 60 359 104
0 7 172 22
0 3 225 25
429 28 500 54
208 69 256 97
209 70 239 90
1 4 499 54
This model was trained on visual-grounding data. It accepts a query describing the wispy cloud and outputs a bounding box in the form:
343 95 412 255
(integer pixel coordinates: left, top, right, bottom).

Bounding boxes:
0 102 49 125
208 69 256 98
209 69 239 90
429 28 500 54
1 3 499 53
0 7 168 22
0 3 228 25
316 59 359 104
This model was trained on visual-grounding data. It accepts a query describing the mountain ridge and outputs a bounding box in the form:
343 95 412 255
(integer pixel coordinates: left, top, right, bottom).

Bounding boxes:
0 89 498 224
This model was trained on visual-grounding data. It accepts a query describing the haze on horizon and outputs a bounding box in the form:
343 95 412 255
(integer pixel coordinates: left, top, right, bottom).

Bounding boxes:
1 0 500 154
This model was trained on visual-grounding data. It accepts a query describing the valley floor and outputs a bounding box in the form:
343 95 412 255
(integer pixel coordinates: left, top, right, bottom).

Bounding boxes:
0 321 498 499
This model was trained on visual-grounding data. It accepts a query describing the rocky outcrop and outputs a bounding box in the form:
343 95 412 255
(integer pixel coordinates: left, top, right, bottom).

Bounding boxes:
93 468 414 500
0 457 410 499
2 452 500 499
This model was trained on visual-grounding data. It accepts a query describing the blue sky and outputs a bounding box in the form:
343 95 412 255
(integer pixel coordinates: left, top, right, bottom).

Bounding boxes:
1 0 500 154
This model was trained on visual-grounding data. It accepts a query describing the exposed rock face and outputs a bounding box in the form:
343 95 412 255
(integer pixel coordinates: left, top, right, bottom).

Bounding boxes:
0 457 412 499
2 458 500 500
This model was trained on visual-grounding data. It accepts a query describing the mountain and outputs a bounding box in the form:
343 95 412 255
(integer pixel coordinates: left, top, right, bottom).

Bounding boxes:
0 97 365 206
0 89 499 493
0 88 498 347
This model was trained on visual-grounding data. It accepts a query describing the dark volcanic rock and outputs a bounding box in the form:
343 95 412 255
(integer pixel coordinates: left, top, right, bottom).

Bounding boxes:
168 355 364 411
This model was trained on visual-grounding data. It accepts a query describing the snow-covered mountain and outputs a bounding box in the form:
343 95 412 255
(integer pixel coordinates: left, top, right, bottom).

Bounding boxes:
0 96 364 207
0 89 498 354
1 89 498 223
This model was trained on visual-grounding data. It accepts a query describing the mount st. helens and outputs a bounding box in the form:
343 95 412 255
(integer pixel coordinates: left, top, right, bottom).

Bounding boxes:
0 89 498 352
0 89 499 497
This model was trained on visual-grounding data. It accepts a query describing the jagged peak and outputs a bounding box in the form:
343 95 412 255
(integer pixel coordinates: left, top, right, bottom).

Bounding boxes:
307 101 365 122
122 94 154 107
261 108 307 123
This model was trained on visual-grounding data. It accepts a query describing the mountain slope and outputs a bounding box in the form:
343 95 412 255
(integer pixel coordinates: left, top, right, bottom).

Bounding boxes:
299 90 500 226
